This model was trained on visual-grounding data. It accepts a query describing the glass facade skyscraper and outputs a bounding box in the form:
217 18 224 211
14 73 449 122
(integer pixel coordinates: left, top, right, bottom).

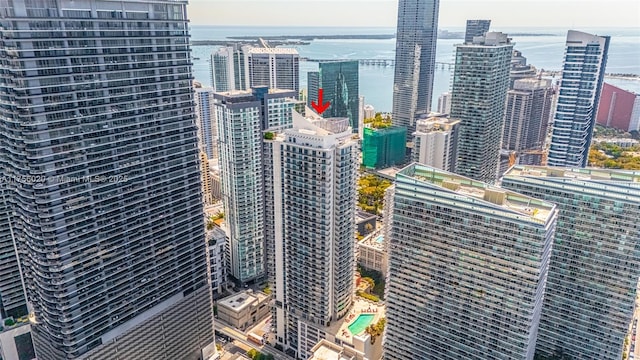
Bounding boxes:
0 1 215 359
392 0 440 133
384 164 558 360
547 30 609 167
451 32 513 184
502 166 640 360
464 20 491 44
307 61 360 133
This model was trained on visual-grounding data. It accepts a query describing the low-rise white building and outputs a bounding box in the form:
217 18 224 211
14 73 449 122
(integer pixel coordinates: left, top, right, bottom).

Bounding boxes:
357 230 387 276
217 290 271 331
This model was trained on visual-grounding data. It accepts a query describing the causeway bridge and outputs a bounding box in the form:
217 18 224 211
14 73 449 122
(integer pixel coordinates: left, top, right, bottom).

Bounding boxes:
300 58 454 70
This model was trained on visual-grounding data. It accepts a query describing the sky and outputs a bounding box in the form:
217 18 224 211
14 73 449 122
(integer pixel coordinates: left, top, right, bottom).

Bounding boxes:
187 0 640 28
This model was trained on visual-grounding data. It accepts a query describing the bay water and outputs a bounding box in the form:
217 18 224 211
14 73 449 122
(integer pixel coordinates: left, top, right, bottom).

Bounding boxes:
190 26 640 112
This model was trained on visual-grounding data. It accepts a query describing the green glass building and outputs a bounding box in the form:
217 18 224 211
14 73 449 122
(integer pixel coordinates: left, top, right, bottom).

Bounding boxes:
362 126 407 169
307 61 359 133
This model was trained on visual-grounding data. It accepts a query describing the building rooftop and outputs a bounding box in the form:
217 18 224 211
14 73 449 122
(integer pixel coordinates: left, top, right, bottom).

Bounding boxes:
218 290 267 312
309 340 361 360
505 165 640 183
359 229 385 251
414 116 460 134
248 47 299 55
399 164 557 224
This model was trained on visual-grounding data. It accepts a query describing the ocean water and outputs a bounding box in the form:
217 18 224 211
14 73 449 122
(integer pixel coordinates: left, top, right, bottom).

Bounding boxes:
190 26 640 112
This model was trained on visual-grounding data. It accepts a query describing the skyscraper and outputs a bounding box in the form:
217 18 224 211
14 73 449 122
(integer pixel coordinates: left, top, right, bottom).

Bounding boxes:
215 88 301 284
547 30 610 167
0 1 215 359
214 92 265 284
509 50 537 88
210 45 250 92
464 19 491 44
502 166 640 360
392 0 440 132
307 61 360 133
264 112 358 359
384 164 558 360
194 86 217 160
436 91 452 114
451 32 513 183
502 78 554 158
412 115 461 171
248 48 300 92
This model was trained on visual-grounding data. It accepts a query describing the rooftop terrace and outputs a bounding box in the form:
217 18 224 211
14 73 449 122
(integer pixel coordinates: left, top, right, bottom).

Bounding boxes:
399 164 557 224
506 165 640 183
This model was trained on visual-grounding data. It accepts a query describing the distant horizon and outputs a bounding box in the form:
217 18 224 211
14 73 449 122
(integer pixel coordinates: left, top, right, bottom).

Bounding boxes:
187 0 640 28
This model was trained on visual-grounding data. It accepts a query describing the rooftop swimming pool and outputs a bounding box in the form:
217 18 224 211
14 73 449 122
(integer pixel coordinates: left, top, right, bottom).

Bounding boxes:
348 314 375 335
376 235 384 244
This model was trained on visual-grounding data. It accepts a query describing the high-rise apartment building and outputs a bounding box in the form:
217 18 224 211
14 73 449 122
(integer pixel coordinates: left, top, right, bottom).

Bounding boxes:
412 115 461 171
264 112 358 359
509 50 537 88
547 30 610 167
451 32 513 183
210 45 250 92
384 164 558 360
502 166 640 360
194 86 217 160
596 83 640 132
464 19 491 44
502 78 554 155
248 48 299 92
392 0 440 132
436 91 452 114
215 88 301 284
214 92 264 283
307 61 360 133
0 1 216 359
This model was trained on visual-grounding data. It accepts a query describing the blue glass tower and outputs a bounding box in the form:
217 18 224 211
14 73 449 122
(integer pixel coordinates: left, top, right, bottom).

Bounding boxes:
547 30 610 167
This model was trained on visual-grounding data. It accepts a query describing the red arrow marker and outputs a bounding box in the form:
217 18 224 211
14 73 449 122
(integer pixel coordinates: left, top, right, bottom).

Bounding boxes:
311 88 331 115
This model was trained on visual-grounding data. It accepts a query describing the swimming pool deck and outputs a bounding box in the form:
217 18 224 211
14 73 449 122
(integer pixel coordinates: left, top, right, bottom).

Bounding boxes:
333 298 385 344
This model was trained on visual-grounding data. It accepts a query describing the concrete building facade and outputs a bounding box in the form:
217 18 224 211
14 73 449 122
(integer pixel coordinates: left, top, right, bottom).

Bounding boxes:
384 164 558 360
502 78 554 158
217 290 271 331
412 115 461 171
502 166 640 360
264 112 358 359
547 30 610 167
436 92 452 115
210 45 250 92
248 48 300 93
214 91 265 283
195 86 217 160
0 1 216 359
